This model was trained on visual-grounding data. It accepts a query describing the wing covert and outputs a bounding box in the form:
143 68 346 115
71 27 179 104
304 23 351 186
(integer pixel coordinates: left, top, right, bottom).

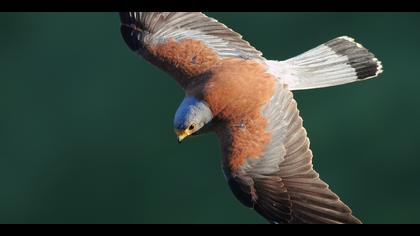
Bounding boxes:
119 12 265 88
120 12 263 60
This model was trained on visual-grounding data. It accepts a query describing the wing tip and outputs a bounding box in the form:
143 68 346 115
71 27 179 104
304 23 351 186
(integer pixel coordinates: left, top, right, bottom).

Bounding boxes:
119 12 132 26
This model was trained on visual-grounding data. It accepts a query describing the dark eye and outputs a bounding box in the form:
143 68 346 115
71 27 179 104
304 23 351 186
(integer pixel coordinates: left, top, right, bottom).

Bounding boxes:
189 124 195 130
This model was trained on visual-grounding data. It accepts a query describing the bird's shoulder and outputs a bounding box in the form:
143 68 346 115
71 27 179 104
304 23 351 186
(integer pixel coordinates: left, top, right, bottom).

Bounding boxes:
139 38 221 88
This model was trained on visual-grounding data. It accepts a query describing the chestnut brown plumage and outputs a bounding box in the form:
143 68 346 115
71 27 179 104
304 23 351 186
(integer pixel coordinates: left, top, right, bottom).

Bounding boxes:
119 12 383 224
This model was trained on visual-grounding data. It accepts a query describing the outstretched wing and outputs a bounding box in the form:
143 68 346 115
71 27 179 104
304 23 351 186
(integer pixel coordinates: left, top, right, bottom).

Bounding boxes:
225 82 361 224
119 12 264 88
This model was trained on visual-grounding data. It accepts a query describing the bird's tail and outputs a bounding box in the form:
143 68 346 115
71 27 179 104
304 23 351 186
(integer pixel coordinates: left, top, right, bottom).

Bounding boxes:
266 36 383 90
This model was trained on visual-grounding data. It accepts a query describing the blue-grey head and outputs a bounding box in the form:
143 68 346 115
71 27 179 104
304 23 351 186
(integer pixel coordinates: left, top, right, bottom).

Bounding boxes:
174 96 213 143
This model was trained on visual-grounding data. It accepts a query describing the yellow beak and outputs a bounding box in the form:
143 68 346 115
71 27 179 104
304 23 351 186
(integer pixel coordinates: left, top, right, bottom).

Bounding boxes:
175 129 191 143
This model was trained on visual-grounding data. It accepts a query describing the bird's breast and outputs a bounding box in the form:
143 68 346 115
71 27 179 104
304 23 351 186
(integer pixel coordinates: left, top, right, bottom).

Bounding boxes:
196 58 277 172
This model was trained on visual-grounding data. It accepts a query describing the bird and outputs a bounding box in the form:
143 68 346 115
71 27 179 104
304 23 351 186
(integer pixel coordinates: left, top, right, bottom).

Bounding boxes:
118 12 383 224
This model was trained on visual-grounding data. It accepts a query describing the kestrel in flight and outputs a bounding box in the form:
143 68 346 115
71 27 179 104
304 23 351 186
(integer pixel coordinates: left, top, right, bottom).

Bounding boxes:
119 12 383 224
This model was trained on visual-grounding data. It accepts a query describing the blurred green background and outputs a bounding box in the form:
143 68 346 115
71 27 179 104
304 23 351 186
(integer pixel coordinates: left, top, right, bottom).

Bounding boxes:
0 12 419 224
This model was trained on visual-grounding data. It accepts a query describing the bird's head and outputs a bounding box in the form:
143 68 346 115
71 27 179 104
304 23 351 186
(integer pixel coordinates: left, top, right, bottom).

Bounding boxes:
174 96 213 143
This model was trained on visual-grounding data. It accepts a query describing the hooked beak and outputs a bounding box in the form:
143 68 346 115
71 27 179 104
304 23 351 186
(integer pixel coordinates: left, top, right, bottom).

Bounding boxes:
175 129 191 143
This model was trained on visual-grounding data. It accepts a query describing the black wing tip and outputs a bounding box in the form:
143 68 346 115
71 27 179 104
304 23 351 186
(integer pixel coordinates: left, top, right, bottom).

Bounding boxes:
119 12 131 25
325 36 383 80
119 12 143 52
119 12 140 27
